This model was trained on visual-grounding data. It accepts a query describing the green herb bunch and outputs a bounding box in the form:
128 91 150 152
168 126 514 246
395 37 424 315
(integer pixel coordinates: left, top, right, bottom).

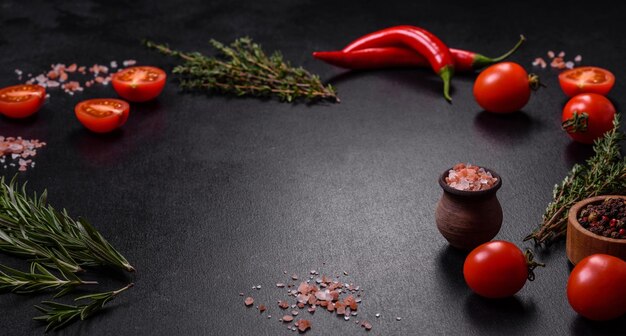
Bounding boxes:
526 114 626 244
145 37 339 103
0 177 134 331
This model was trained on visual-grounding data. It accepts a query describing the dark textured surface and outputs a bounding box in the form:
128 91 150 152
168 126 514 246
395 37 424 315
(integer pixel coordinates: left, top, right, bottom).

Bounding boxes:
1 0 626 335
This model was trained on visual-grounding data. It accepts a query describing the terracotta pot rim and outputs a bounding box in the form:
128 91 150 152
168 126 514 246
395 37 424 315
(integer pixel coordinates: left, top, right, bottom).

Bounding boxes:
568 195 626 245
438 166 502 197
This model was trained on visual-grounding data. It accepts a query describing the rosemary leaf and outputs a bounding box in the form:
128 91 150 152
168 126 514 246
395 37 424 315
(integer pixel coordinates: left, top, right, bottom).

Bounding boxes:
0 262 96 296
0 177 134 272
34 283 133 332
145 37 339 103
525 114 626 244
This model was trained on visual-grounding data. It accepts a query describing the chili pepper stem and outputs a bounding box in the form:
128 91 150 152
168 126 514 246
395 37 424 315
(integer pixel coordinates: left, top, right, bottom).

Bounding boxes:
472 35 526 69
439 66 453 103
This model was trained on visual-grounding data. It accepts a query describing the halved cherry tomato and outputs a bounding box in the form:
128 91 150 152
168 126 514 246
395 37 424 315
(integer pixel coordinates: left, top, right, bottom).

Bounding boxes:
567 254 626 321
558 66 615 97
473 62 540 113
0 84 46 119
75 98 130 133
561 93 615 144
463 241 543 298
111 66 166 102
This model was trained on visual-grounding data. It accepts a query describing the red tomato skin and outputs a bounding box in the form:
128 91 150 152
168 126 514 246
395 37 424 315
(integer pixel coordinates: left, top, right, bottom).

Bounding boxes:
463 241 528 298
561 93 615 144
111 66 166 102
0 85 46 119
558 67 615 97
74 99 130 133
567 254 626 321
473 62 531 113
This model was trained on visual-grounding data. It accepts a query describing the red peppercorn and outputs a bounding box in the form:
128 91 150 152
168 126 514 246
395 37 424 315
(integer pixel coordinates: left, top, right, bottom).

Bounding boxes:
602 215 609 222
610 219 617 227
619 228 626 236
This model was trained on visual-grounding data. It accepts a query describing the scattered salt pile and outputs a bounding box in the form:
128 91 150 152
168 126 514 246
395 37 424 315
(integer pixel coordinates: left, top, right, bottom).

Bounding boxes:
0 136 46 171
16 60 138 96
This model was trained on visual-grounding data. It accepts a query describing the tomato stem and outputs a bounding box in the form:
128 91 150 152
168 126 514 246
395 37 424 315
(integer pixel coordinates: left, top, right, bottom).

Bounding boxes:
528 74 545 91
524 249 545 281
562 111 589 134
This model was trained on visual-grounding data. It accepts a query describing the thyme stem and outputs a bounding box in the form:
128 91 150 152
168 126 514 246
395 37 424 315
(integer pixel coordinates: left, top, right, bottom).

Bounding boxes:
145 37 339 103
526 114 626 245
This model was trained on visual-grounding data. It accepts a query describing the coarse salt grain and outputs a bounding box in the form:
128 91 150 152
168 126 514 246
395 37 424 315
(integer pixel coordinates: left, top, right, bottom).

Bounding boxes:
17 60 138 98
241 270 370 333
534 51 582 71
445 163 497 191
0 137 46 172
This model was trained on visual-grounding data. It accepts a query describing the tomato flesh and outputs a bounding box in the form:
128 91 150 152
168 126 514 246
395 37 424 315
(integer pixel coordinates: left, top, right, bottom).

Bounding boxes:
561 93 615 144
567 254 626 321
473 62 532 113
112 66 166 102
0 84 46 119
559 67 614 97
463 241 529 298
75 98 130 133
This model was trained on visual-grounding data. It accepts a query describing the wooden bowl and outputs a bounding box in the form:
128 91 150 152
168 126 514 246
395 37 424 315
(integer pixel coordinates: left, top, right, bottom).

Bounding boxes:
566 195 626 264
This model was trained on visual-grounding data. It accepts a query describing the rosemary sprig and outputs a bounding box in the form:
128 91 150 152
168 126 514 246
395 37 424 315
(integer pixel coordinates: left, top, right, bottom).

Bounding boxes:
0 262 97 297
0 177 134 272
525 114 626 244
34 283 133 332
145 37 339 103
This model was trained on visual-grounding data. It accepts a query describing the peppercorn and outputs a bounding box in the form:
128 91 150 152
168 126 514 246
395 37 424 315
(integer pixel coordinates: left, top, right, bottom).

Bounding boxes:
579 198 626 240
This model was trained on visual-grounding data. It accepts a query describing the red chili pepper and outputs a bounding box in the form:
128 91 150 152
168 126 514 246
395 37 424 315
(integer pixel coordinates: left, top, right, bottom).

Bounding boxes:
313 48 426 69
327 26 455 102
314 35 524 72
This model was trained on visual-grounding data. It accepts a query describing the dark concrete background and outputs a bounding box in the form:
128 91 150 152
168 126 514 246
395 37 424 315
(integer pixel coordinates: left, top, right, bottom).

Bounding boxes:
1 0 625 335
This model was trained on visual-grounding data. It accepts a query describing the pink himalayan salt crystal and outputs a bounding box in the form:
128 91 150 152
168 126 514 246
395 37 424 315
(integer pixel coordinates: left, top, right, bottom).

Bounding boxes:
1 136 46 172
445 163 497 191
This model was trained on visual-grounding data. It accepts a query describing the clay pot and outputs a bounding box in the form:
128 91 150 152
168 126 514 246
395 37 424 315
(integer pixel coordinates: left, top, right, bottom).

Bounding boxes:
566 195 626 264
435 167 503 250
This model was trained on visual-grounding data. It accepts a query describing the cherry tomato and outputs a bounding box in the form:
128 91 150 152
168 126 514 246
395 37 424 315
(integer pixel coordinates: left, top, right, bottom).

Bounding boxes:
111 66 166 102
0 84 46 119
561 93 615 144
463 241 542 298
567 254 626 321
473 62 539 113
75 98 130 133
558 66 615 97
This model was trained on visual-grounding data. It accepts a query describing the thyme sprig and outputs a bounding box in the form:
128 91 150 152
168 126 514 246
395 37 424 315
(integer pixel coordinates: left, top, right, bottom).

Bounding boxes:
0 262 97 297
34 283 133 332
145 37 339 103
525 114 626 244
0 177 134 272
